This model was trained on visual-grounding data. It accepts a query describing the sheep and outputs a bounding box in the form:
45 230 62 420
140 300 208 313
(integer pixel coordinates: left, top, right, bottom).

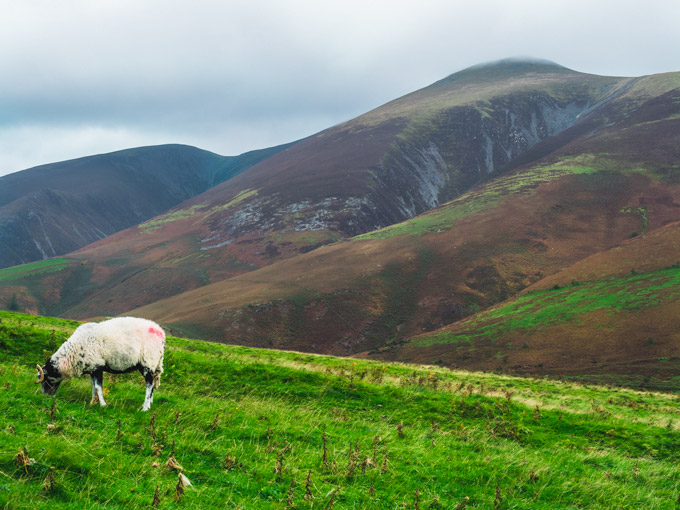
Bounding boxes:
36 317 165 411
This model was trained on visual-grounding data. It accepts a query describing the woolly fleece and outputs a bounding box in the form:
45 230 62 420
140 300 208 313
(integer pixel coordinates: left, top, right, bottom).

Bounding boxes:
53 317 165 381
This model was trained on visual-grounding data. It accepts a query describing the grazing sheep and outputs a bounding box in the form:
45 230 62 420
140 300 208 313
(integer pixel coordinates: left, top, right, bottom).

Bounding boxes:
36 317 165 411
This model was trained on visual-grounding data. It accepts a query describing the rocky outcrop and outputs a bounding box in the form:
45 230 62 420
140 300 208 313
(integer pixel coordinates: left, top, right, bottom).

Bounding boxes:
355 94 596 234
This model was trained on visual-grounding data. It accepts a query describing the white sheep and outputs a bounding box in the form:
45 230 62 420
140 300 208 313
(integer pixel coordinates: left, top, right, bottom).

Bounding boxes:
36 317 165 411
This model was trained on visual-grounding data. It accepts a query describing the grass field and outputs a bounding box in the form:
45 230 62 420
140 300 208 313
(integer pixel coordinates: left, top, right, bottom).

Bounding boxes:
1 311 679 509
0 259 76 284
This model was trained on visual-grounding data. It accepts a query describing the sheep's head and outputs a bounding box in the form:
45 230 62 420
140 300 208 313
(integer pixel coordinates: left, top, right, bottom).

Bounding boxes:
36 359 62 396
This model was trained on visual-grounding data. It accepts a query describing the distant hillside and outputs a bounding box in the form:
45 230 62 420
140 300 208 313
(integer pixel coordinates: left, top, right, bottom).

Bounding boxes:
0 142 292 269
124 68 680 375
375 220 680 389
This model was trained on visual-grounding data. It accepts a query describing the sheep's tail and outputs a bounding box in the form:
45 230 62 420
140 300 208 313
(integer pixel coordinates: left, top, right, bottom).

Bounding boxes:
153 368 162 389
153 346 164 389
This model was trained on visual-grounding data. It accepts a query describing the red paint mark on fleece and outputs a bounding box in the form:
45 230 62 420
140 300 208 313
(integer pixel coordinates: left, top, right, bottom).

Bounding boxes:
148 327 165 343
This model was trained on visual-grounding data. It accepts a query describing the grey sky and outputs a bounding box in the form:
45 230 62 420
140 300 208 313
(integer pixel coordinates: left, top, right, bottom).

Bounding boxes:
1 0 679 176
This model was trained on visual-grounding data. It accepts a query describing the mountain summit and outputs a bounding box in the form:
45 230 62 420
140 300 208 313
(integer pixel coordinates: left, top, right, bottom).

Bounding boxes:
434 57 576 86
461 57 571 72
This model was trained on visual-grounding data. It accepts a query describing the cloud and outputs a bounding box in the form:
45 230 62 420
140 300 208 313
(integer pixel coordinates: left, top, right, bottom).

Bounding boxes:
1 0 679 175
0 125 168 172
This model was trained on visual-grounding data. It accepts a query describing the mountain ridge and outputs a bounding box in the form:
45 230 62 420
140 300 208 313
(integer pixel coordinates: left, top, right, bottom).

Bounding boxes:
0 142 294 268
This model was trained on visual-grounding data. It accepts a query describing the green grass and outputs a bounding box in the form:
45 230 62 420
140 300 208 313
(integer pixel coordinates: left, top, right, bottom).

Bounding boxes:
0 259 76 284
1 311 679 509
624 72 680 100
415 265 680 349
212 189 258 210
138 206 207 234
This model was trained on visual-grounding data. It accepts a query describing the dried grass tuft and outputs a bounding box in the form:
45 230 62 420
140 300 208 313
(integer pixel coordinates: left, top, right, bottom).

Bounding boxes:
166 455 184 472
14 447 35 473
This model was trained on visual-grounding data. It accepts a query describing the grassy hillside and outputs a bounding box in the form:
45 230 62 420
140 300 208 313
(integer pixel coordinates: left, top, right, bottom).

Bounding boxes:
386 264 680 387
1 311 679 509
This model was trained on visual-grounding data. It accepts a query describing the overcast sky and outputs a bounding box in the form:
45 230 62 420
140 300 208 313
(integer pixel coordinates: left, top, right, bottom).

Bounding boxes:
1 0 679 176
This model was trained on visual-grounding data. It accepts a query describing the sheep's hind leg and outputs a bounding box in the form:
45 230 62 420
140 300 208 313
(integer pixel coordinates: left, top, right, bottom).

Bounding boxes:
90 374 98 404
90 369 106 406
141 368 155 411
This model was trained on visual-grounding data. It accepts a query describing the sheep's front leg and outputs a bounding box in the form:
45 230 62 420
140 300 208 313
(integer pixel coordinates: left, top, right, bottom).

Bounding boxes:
90 369 106 406
141 368 155 411
90 374 98 404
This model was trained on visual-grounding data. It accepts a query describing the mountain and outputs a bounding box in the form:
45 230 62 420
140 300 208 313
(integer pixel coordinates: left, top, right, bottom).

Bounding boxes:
123 64 680 386
0 59 636 316
0 142 292 269
185 59 630 239
2 59 680 390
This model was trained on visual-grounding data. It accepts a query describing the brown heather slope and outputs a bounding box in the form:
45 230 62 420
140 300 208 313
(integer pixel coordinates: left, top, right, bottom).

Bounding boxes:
525 220 680 292
375 220 680 391
0 60 637 318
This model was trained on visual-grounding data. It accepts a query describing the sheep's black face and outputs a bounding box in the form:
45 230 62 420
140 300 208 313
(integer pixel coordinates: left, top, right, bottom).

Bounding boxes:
38 360 62 396
41 375 62 396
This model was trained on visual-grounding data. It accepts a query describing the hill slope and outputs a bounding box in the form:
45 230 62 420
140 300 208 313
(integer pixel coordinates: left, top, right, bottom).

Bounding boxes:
376 220 680 390
1 311 679 509
0 142 291 269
